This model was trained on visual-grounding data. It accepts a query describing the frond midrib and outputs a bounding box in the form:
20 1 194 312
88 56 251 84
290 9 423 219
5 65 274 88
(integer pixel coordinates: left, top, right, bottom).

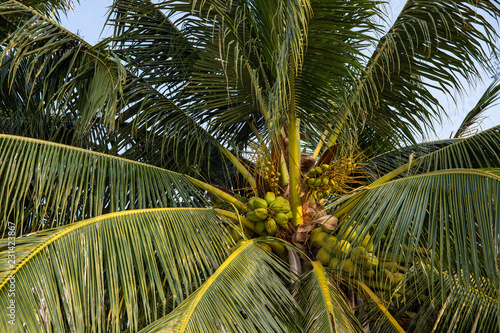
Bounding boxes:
0 134 182 175
311 261 335 330
368 168 500 190
178 240 253 333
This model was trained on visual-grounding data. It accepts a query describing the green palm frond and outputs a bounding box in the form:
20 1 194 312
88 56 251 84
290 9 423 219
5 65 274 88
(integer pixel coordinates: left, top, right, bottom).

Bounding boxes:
354 279 406 333
364 124 500 184
0 0 126 143
410 125 500 173
330 168 500 331
353 0 500 147
0 135 210 235
453 78 500 138
367 138 460 180
111 74 257 187
178 2 271 141
402 262 499 332
260 0 312 137
333 169 500 293
296 0 380 143
140 239 302 333
109 0 195 90
107 0 267 170
13 0 77 20
0 208 234 332
296 261 364 333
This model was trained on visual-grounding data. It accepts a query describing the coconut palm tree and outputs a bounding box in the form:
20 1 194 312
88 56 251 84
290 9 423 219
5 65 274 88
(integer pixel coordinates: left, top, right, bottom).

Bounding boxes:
1 0 500 331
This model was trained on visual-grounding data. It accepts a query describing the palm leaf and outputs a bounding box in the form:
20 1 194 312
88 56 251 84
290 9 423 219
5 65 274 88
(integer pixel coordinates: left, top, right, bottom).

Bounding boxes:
364 124 500 184
366 138 460 180
330 168 500 330
295 0 381 144
0 0 126 143
108 0 195 93
111 73 256 187
139 239 302 333
105 0 266 184
402 262 499 332
12 0 77 21
453 78 500 138
410 125 500 173
334 169 500 297
370 260 499 332
296 261 364 333
0 135 209 235
0 208 234 332
352 0 500 148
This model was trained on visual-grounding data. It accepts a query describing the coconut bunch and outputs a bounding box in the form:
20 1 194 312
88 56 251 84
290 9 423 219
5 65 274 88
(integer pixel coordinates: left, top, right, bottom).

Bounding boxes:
310 222 407 293
304 164 335 199
303 154 366 201
246 192 292 235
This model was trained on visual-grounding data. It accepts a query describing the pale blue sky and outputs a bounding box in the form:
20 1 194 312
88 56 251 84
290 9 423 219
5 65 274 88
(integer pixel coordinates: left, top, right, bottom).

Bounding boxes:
60 0 500 141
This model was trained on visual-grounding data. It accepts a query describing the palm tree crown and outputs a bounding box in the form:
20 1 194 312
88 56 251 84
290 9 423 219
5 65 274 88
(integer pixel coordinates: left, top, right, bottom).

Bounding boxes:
1 0 500 331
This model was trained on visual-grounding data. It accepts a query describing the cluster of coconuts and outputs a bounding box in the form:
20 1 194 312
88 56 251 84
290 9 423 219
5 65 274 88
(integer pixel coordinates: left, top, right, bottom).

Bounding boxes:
304 164 338 199
246 192 292 235
310 223 406 292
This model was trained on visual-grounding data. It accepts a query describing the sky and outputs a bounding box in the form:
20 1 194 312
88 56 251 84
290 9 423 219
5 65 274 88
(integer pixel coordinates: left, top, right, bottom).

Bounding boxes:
60 0 500 142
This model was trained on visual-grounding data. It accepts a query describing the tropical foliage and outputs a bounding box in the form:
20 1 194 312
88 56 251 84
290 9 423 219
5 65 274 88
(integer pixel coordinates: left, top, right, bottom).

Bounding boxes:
1 0 500 331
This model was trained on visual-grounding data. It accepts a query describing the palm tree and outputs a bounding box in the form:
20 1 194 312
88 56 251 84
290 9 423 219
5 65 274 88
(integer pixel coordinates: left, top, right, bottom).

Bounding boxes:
1 0 500 331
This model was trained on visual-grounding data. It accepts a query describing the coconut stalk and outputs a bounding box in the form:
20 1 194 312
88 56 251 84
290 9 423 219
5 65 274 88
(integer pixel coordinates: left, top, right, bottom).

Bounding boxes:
288 68 303 227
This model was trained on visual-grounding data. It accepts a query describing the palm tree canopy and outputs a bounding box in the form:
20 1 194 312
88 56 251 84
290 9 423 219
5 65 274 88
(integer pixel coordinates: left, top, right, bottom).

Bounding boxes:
1 0 500 332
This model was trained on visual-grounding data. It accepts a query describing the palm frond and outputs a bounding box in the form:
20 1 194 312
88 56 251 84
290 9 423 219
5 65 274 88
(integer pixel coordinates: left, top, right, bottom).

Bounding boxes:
369 259 499 332
179 1 271 142
332 169 500 296
108 0 195 94
0 0 126 143
0 135 209 235
0 208 234 332
110 73 256 188
453 78 500 138
295 0 381 144
329 168 500 331
365 124 500 183
353 0 500 147
410 125 500 173
106 0 269 174
366 138 461 180
139 239 302 333
1 0 75 22
402 262 499 332
259 0 313 138
296 261 364 333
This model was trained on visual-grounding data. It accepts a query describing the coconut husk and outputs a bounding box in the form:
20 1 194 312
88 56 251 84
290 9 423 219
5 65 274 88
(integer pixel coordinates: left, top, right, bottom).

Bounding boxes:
317 143 339 166
281 184 290 200
312 215 338 231
291 233 307 253
300 153 316 173
295 223 317 242
302 202 326 221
